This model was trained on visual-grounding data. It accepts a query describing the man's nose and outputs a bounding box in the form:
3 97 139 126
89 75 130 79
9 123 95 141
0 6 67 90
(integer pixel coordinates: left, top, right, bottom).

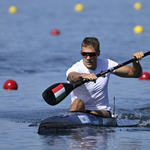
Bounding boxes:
86 54 91 59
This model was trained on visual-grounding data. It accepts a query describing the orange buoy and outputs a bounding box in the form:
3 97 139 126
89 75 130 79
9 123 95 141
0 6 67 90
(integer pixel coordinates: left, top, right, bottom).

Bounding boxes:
51 29 60 36
139 72 150 80
3 79 18 90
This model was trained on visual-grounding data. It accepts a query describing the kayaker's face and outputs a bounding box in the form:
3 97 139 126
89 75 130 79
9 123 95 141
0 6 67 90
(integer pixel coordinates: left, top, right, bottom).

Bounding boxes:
81 46 100 70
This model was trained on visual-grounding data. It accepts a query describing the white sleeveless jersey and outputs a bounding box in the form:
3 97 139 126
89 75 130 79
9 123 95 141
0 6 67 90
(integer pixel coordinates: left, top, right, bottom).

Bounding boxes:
66 58 118 111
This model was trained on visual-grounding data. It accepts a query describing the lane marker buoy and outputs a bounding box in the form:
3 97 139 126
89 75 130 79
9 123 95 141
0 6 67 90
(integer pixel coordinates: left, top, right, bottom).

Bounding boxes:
8 6 18 14
51 29 60 36
133 25 144 34
134 2 142 10
139 72 150 80
3 79 18 90
74 4 84 12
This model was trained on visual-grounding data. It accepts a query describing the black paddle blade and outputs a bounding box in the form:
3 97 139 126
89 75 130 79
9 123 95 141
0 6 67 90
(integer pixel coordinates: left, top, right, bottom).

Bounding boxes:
42 83 75 105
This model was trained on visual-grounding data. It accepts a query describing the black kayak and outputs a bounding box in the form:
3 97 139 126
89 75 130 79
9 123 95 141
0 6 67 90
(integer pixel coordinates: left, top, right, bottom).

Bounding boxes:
38 112 139 134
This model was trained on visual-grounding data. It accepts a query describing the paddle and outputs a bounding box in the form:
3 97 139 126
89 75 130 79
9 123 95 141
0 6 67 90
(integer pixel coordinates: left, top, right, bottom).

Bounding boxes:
42 51 150 106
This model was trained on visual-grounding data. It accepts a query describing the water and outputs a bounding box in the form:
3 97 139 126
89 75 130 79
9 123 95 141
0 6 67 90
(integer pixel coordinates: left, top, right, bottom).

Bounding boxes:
0 0 150 149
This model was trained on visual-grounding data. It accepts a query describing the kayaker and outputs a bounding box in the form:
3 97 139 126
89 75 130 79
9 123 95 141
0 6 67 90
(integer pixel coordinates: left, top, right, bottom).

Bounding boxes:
66 37 144 118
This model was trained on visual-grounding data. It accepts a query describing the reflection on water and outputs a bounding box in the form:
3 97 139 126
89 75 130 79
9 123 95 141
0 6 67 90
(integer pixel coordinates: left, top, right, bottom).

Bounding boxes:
39 126 149 150
40 127 112 150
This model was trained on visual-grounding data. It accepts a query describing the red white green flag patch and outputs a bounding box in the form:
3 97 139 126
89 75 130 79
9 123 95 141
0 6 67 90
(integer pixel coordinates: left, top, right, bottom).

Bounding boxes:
52 84 66 102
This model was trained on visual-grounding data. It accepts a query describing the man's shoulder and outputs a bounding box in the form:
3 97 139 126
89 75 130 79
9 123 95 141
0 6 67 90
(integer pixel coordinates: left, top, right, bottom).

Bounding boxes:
72 59 83 67
97 57 109 63
97 58 118 69
97 57 117 64
66 59 83 75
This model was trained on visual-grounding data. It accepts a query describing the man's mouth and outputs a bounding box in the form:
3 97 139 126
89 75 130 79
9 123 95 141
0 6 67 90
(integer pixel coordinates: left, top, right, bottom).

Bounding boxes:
86 61 91 65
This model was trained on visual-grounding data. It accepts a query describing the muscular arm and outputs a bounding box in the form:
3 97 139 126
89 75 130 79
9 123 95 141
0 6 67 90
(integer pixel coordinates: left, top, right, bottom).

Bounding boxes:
115 62 142 78
67 72 97 84
114 52 143 78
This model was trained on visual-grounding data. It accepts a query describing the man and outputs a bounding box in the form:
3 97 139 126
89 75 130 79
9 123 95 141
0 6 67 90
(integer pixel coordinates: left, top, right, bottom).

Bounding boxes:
66 37 144 118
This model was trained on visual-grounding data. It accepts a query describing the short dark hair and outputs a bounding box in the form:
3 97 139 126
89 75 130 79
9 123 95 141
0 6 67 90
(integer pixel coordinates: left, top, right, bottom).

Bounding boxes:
81 37 100 51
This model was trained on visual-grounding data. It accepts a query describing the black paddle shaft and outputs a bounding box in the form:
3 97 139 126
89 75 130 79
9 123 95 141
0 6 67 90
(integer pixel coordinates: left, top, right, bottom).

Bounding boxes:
43 51 150 106
74 51 150 88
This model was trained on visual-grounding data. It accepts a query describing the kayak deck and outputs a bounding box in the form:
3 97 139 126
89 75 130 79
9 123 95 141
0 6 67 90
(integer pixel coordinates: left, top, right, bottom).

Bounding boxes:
38 112 139 134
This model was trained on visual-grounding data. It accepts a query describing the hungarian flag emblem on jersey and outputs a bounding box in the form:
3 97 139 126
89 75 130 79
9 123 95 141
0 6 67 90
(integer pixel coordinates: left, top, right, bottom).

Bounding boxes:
52 84 66 102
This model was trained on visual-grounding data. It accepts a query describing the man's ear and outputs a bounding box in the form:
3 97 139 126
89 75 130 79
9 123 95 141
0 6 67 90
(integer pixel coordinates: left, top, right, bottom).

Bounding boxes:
97 50 100 56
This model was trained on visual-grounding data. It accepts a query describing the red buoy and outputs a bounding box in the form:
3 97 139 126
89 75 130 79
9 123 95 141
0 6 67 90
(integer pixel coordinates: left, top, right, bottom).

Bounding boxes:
51 29 60 36
3 79 18 90
139 72 150 80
